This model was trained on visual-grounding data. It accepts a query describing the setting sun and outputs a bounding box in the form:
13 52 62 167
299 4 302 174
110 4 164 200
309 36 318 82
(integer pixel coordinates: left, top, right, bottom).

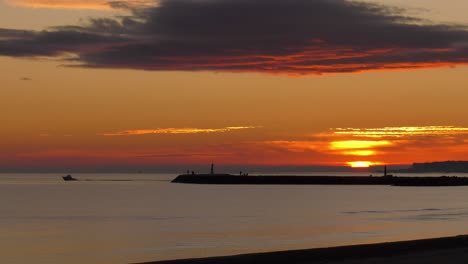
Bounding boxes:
347 161 376 168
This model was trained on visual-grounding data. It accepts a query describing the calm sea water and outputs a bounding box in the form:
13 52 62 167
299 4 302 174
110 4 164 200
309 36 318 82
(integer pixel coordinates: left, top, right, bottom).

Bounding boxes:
2 172 468 264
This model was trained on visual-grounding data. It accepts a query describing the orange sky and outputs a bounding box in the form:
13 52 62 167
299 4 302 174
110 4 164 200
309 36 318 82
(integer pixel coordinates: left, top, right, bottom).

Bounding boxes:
0 1 467 171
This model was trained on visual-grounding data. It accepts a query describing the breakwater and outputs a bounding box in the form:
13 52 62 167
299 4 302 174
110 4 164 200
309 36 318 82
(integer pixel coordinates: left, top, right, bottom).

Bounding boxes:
172 174 468 186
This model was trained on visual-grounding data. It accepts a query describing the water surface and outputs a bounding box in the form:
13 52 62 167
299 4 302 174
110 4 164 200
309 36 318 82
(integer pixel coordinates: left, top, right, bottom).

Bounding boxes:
2 173 468 263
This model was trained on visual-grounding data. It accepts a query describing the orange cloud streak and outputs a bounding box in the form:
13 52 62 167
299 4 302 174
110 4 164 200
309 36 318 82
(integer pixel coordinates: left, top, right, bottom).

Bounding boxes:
334 126 468 138
105 48 468 76
102 126 259 136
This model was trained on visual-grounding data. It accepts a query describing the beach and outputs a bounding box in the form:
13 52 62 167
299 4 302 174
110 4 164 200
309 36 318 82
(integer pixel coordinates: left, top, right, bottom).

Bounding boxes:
139 235 468 264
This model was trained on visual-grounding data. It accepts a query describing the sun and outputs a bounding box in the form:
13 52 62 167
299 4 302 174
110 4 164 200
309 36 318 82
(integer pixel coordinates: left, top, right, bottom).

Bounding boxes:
347 161 374 168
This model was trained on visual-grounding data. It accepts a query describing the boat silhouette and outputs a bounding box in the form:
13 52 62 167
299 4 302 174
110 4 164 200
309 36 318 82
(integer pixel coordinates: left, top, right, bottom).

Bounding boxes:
62 175 77 181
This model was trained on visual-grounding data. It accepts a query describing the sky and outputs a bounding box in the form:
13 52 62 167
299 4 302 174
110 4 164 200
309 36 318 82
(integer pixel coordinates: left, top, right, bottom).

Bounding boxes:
1 0 468 172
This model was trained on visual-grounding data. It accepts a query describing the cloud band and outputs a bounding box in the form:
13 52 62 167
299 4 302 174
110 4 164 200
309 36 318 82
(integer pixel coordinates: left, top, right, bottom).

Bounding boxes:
102 126 258 136
1 0 468 74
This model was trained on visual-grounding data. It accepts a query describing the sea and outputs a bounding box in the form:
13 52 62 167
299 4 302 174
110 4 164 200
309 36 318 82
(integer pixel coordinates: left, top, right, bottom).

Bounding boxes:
2 172 468 264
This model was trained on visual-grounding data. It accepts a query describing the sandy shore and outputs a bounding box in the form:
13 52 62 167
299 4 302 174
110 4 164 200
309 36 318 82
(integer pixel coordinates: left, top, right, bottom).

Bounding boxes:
136 235 468 264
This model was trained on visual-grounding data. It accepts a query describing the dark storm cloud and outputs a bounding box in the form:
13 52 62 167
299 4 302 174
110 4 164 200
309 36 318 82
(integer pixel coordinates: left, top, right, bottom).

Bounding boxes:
107 0 153 10
1 0 468 74
0 27 129 57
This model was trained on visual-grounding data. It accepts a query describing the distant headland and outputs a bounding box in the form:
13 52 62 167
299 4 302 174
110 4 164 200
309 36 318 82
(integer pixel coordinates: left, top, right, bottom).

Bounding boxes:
396 161 468 173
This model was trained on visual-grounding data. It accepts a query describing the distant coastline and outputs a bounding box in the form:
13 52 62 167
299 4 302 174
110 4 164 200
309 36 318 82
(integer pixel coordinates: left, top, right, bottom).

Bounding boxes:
395 161 468 173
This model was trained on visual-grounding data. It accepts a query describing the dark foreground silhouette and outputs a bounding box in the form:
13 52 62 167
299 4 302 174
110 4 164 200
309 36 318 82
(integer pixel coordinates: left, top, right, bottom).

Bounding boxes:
172 174 468 186
136 235 468 264
62 174 77 181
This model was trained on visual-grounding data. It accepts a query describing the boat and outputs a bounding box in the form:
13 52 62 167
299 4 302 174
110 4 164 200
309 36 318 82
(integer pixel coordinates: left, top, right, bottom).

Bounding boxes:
62 175 77 181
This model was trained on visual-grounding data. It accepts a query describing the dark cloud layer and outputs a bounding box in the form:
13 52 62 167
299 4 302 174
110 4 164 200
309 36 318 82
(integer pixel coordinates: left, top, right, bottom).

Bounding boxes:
1 0 468 74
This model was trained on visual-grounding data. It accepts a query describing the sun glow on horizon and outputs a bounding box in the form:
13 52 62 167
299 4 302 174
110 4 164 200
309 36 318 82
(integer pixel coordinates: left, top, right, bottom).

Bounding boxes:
329 140 392 150
347 161 378 168
331 126 468 167
334 126 468 138
261 125 468 167
329 140 390 163
342 150 376 156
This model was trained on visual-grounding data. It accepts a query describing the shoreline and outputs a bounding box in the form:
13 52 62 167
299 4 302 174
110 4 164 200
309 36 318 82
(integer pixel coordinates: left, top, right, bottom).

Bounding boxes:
136 235 468 263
